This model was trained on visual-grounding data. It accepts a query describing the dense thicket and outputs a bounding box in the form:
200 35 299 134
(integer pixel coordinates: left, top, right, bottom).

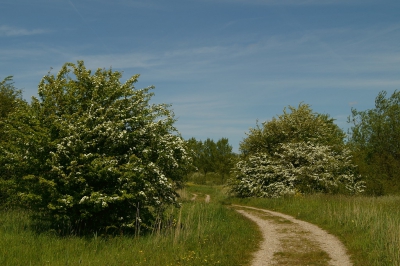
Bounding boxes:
348 90 400 195
0 61 192 235
229 104 364 198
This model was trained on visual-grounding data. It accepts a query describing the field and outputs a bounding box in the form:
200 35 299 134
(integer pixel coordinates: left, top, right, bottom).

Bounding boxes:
1 184 399 265
0 185 260 266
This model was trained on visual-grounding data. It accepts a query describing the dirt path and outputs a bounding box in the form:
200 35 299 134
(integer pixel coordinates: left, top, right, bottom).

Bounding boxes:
233 205 352 266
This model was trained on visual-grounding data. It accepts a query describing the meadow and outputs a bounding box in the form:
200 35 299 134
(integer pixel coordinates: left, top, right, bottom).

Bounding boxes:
228 194 400 266
0 185 260 266
1 184 399 265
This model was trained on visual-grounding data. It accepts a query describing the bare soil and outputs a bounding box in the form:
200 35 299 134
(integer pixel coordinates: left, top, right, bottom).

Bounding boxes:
233 205 353 266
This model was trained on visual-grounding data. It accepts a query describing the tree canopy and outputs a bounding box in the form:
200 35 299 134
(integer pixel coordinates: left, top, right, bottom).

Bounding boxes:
0 76 26 204
0 76 24 143
239 104 346 157
0 76 22 120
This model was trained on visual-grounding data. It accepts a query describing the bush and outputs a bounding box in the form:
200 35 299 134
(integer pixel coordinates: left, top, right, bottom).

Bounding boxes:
229 104 364 198
2 61 191 235
229 142 364 198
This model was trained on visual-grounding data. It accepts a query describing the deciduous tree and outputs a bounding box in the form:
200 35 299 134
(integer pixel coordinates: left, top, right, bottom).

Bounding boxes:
0 76 28 205
348 90 400 195
186 137 236 184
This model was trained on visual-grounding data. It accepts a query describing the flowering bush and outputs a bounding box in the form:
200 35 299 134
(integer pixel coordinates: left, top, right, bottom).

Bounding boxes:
229 104 364 198
3 61 191 235
229 142 365 198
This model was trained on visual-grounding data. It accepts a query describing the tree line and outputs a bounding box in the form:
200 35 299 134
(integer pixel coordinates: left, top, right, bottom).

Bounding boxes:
186 137 237 185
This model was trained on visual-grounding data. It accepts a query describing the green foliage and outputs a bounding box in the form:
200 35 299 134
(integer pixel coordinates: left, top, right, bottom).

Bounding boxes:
214 138 237 183
0 76 22 120
0 76 27 205
348 90 400 195
229 142 364 198
1 61 192 235
230 104 363 198
240 103 345 156
0 76 23 152
186 138 236 184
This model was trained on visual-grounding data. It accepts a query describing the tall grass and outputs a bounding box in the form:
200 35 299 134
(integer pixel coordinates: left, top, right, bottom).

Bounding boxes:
0 184 261 266
227 194 400 266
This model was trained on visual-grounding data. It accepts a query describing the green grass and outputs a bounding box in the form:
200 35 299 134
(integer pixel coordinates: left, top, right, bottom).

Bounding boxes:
227 194 400 266
0 184 261 266
7 184 398 265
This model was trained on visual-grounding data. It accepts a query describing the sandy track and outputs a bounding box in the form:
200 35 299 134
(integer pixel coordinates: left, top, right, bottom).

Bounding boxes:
233 205 352 266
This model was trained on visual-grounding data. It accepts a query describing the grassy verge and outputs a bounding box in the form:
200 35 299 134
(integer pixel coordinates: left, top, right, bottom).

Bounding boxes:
227 194 400 266
0 184 261 266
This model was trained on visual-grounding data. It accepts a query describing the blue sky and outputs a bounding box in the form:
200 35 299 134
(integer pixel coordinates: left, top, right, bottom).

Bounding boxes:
1 0 400 152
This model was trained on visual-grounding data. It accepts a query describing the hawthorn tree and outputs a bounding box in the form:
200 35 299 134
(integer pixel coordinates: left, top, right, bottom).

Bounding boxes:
230 142 363 198
229 104 364 198
2 61 191 235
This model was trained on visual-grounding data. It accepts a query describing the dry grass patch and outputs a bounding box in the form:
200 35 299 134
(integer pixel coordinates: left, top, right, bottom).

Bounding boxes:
273 233 330 266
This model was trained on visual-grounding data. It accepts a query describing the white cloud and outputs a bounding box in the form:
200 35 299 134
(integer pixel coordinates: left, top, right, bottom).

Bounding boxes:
0 25 49 37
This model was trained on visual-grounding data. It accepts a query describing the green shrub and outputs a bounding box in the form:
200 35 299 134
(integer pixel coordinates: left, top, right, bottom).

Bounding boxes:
229 142 364 198
230 104 364 198
2 61 191 235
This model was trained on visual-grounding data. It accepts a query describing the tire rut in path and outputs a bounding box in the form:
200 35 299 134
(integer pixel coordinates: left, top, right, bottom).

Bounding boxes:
233 205 352 266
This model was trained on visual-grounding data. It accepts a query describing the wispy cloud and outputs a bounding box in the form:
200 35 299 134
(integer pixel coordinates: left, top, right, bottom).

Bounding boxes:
198 0 377 6
0 25 49 37
75 53 162 70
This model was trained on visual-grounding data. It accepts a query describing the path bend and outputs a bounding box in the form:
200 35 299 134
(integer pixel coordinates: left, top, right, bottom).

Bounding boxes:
233 205 352 266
